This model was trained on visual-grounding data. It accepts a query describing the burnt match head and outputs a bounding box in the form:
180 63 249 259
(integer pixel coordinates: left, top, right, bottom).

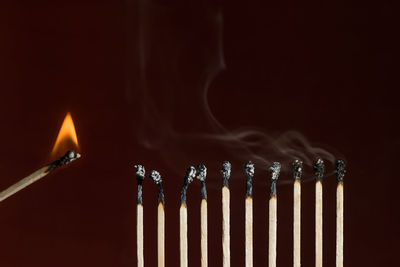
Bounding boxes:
47 150 81 172
134 165 145 205
245 161 255 178
269 162 280 198
313 158 325 181
245 161 255 198
181 166 196 205
149 170 162 185
221 161 231 178
221 161 231 187
196 164 207 182
149 170 164 205
184 166 196 185
134 165 146 182
334 159 346 183
269 162 281 181
197 164 207 200
293 160 303 180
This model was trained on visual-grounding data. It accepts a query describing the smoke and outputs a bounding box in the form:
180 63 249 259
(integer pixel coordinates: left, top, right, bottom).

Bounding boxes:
130 1 339 185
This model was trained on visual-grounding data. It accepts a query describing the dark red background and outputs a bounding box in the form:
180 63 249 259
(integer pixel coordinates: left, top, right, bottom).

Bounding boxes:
0 0 397 266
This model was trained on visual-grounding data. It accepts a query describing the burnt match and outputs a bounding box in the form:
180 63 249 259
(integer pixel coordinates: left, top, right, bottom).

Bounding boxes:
221 161 231 267
244 161 255 267
180 166 196 267
314 159 325 267
0 150 81 203
196 164 208 267
149 170 165 267
335 160 346 267
268 162 281 267
293 160 303 267
135 165 145 267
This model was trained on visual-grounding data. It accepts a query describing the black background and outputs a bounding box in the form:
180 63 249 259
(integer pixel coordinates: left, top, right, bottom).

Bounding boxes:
0 0 397 266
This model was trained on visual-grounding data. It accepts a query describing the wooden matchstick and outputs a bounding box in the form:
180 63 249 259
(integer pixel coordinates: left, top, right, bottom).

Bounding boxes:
149 170 165 267
293 160 303 267
180 166 196 267
268 162 281 267
135 165 146 267
221 161 231 267
334 160 346 267
196 164 208 267
0 151 80 203
244 161 255 267
314 159 325 267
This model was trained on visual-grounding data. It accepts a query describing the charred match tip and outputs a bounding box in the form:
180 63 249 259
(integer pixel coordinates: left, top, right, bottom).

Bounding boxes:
197 164 207 200
184 166 196 185
181 166 196 205
134 165 145 205
269 162 280 198
245 161 255 178
269 162 281 181
293 160 303 180
334 160 346 183
149 170 165 205
47 150 81 172
313 158 325 181
245 161 255 198
221 161 231 188
134 165 146 182
196 164 207 182
149 170 162 185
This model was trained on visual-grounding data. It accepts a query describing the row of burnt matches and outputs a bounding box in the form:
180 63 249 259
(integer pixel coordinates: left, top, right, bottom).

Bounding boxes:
134 159 346 267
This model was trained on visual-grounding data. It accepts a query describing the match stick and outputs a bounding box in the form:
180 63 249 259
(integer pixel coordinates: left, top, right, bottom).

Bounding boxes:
334 160 346 267
180 166 196 267
314 159 325 267
268 162 281 267
135 165 145 267
221 161 231 267
293 160 303 267
0 151 81 203
149 170 165 267
244 161 255 267
196 164 208 267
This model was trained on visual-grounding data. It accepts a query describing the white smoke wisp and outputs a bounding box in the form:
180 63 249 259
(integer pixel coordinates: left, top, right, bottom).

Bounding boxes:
131 1 340 186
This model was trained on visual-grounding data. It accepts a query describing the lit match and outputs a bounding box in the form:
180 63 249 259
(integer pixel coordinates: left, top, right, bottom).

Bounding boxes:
0 151 80 202
180 166 196 267
135 164 146 267
268 162 281 267
221 161 231 267
196 164 208 267
244 161 255 267
314 159 325 267
0 112 81 203
149 170 165 267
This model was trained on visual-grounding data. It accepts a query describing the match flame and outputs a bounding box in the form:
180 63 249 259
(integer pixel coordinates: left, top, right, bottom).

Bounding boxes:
51 112 79 157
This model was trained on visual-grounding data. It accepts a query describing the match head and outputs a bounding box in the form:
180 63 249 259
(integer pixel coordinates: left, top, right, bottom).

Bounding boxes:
47 150 81 172
221 161 232 180
269 162 281 181
196 164 207 182
293 160 303 180
149 170 162 185
134 165 146 182
313 158 325 181
63 150 81 164
184 166 196 184
334 159 346 182
244 161 255 178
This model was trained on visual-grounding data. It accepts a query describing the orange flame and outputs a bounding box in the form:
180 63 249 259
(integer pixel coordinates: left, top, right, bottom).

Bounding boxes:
51 112 79 157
